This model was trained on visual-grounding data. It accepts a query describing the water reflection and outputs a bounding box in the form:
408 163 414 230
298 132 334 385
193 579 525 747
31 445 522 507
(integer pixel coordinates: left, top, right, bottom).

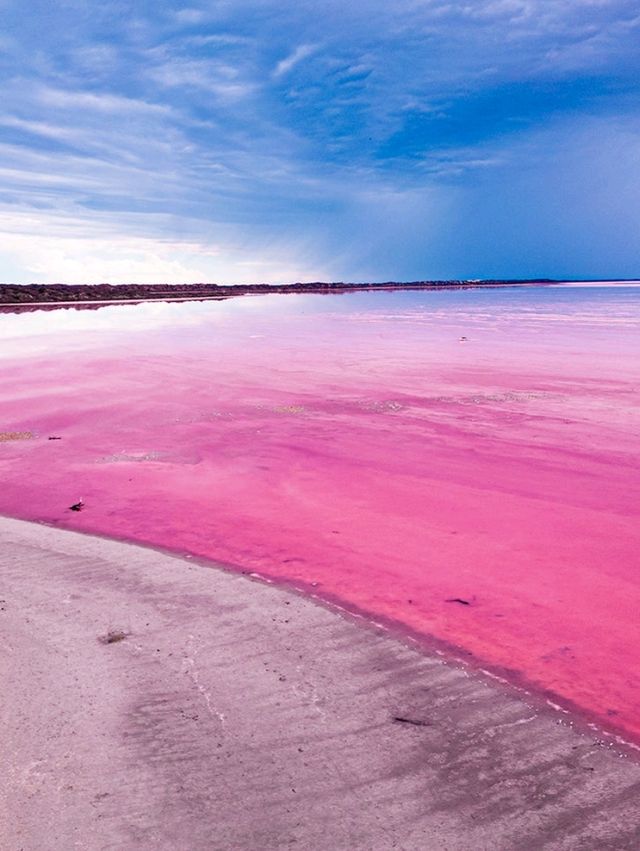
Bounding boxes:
2 284 639 360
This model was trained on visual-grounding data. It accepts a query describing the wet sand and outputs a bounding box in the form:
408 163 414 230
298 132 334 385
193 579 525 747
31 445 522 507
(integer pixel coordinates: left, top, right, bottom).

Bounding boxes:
1 516 639 850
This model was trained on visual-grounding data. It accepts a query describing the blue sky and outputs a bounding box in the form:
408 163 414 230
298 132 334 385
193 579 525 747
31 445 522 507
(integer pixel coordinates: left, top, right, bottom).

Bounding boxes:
1 0 639 283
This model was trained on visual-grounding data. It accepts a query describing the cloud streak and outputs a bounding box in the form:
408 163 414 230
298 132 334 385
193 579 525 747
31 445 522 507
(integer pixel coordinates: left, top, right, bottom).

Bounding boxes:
273 44 319 78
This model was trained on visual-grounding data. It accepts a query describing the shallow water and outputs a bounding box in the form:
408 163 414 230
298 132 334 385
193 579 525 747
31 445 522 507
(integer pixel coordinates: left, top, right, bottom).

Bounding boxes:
2 284 639 742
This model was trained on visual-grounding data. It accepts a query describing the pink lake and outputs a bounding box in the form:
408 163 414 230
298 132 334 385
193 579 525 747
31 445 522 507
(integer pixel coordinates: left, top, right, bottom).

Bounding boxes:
1 285 639 744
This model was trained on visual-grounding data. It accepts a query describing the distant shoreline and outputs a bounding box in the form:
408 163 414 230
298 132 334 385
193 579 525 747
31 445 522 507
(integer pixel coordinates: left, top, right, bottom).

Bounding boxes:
0 279 558 307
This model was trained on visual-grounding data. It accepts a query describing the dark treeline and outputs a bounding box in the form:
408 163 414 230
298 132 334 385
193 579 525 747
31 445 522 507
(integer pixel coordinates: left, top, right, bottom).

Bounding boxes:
0 280 556 305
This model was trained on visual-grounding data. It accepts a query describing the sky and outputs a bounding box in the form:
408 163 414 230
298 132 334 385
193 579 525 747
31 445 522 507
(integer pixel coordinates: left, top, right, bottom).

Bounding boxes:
0 0 639 284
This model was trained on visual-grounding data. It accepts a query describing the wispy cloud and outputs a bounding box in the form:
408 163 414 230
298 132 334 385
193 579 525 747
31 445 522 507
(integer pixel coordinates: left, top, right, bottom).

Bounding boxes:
145 54 257 99
174 7 208 25
36 86 172 116
273 44 319 79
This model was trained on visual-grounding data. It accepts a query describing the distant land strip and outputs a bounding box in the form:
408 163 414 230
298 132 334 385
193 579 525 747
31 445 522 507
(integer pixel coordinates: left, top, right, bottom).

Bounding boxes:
0 280 557 307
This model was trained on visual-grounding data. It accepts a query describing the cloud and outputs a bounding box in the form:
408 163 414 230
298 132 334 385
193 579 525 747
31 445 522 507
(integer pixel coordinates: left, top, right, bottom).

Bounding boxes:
273 44 319 79
174 7 208 25
145 56 255 98
36 86 171 116
0 0 638 282
0 208 337 285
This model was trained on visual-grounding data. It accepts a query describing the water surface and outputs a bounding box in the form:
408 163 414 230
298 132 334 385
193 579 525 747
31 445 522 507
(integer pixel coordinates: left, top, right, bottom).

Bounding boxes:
2 285 639 742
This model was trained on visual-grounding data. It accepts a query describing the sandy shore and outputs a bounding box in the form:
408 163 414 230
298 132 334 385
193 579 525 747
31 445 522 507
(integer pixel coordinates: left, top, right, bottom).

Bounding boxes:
1 517 639 850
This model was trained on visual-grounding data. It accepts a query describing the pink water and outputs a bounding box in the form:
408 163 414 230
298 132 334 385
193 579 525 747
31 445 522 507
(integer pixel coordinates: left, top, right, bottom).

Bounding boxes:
2 286 639 742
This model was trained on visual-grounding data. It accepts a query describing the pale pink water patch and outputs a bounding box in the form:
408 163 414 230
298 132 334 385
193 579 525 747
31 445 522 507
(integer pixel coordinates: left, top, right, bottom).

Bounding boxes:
1 287 639 743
